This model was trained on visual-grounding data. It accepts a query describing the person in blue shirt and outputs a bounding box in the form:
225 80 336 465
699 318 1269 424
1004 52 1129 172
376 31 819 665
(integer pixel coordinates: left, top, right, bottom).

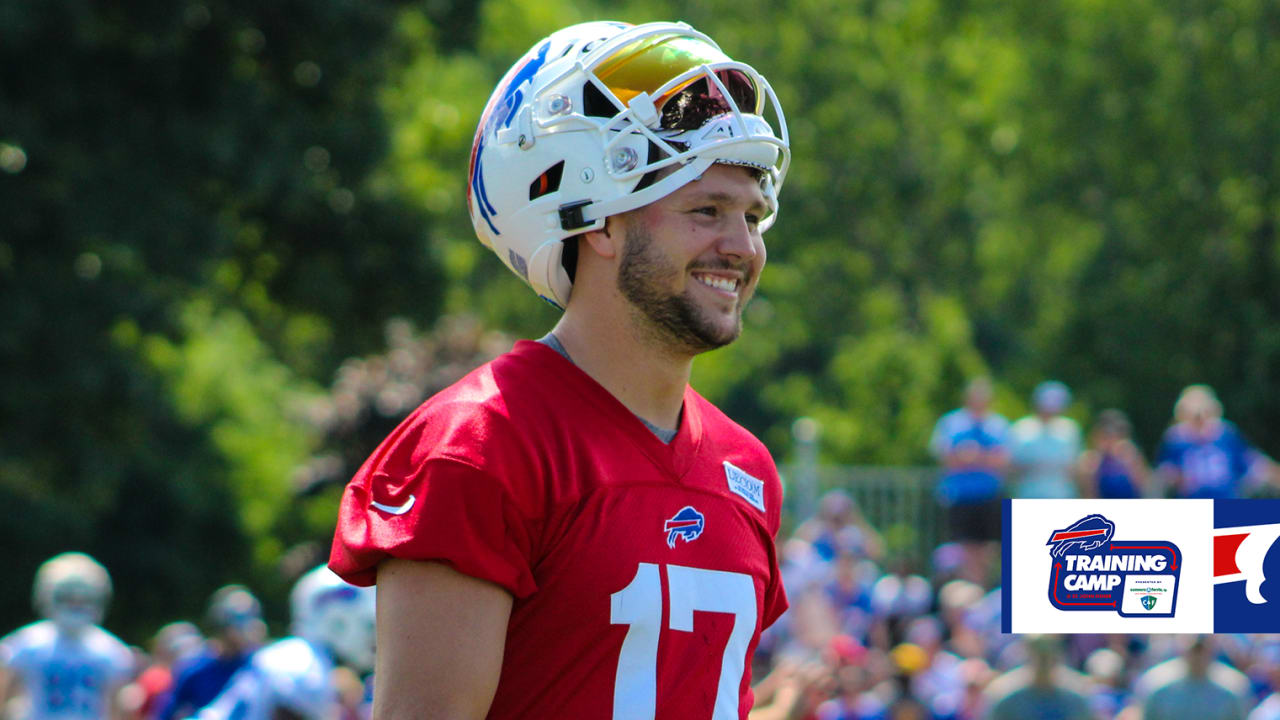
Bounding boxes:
155 585 265 720
929 377 1010 585
1079 409 1151 499
1155 385 1277 499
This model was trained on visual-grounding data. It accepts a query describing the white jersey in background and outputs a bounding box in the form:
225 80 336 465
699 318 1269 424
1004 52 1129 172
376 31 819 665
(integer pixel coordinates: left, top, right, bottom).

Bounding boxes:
0 620 134 720
190 637 335 720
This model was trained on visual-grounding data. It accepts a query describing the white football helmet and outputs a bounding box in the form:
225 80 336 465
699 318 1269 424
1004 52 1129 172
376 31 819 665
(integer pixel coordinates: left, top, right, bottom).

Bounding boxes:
33 552 112 634
467 20 790 308
290 565 377 672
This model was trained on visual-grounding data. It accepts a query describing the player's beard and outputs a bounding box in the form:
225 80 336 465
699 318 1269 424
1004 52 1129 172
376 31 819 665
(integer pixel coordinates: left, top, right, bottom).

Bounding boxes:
616 217 751 354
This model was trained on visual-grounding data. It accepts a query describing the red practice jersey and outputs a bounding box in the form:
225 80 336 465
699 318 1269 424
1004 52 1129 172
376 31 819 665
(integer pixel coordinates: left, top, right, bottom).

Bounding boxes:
330 340 787 719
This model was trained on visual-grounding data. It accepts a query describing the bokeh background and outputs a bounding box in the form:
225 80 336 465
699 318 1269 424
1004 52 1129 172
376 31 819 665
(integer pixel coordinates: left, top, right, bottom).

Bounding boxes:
3 0 1278 648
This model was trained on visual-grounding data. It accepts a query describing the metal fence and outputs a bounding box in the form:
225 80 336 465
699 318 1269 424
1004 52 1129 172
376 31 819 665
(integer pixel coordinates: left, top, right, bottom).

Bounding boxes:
779 464 947 571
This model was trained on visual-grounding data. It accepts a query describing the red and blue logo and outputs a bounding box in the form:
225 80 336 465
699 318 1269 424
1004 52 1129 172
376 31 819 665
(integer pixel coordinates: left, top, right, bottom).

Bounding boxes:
664 506 705 548
1046 513 1181 617
1213 499 1280 632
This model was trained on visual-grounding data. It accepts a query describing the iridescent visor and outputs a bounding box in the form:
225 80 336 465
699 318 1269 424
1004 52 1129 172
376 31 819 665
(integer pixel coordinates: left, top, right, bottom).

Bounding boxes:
594 33 762 124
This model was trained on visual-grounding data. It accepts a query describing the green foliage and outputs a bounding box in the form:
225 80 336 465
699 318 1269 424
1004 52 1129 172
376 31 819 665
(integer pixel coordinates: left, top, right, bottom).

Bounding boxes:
0 0 445 639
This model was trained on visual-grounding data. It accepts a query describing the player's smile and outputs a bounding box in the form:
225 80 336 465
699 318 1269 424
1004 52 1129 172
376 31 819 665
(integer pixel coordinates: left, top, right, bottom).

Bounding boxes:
691 270 742 298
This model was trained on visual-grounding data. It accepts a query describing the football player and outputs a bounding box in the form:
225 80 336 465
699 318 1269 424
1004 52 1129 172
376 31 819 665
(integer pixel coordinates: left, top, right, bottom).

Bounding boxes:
187 565 375 720
329 19 792 719
156 585 266 720
0 552 135 720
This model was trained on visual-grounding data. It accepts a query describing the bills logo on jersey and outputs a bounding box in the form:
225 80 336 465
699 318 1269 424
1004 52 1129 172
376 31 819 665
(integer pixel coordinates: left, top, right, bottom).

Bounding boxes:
664 506 705 548
1045 513 1181 617
1212 499 1280 632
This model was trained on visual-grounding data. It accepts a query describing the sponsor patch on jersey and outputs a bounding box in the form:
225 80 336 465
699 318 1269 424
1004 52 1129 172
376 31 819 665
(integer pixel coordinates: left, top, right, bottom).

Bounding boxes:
723 461 765 512
664 506 705 548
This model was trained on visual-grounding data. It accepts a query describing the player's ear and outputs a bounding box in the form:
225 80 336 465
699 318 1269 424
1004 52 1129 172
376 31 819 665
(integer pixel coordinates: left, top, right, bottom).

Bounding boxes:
581 216 622 260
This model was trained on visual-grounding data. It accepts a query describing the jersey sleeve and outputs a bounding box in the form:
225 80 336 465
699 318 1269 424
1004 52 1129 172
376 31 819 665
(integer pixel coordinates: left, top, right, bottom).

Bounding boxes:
331 458 539 597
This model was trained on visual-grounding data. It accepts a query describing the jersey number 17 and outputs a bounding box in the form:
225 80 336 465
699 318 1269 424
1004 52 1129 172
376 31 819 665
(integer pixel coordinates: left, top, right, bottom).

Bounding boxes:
610 563 757 719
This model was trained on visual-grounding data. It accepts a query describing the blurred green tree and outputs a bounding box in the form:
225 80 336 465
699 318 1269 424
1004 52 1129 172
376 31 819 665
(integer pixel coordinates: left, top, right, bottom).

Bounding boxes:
0 0 448 638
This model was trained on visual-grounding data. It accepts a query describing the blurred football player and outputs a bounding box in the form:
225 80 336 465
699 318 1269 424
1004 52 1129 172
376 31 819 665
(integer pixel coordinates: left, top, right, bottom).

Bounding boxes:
0 552 135 720
330 19 792 719
187 565 375 720
156 585 266 720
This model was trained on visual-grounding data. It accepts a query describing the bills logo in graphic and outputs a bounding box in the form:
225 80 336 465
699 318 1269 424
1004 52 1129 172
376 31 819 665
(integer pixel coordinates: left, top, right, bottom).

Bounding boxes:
1212 499 1280 632
1046 513 1181 617
664 506 705 548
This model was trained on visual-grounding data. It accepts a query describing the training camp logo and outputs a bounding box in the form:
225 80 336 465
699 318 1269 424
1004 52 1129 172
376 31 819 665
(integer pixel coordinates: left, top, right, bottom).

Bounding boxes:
664 506 705 548
1046 513 1181 617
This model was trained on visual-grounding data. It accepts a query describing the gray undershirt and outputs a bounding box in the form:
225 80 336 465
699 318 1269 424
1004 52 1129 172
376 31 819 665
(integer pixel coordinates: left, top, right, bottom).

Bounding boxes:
537 333 678 444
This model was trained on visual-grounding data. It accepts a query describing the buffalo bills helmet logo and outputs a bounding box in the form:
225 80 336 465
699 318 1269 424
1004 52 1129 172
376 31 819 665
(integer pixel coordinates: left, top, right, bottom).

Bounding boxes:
1046 514 1116 558
665 506 705 548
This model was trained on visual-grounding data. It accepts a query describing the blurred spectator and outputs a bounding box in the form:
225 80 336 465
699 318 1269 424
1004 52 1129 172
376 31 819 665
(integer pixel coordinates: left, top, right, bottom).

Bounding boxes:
937 580 988 661
983 635 1092 720
1141 636 1247 720
1250 644 1280 720
156 585 265 720
869 559 933 640
929 377 1009 585
796 489 886 563
823 549 875 639
119 621 202 720
1155 385 1278 498
885 643 932 720
1078 409 1151 498
814 661 881 720
903 616 963 715
753 657 837 720
1082 647 1130 720
1008 381 1083 499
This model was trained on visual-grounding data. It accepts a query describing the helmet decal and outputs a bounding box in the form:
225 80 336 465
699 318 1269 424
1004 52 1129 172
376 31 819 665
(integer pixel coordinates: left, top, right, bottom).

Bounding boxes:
469 40 552 237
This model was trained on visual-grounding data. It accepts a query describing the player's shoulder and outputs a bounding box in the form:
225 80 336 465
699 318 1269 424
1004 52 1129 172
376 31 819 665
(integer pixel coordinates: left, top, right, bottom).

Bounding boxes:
0 620 54 657
252 637 325 676
81 624 133 661
419 341 563 427
373 341 559 468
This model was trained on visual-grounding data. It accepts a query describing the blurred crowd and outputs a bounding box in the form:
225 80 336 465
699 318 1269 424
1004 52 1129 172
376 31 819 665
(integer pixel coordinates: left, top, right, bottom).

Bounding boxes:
3 381 1278 720
750 380 1280 720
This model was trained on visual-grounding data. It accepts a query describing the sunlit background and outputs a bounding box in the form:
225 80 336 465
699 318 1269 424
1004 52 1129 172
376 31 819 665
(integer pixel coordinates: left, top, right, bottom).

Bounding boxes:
4 0 1278 696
